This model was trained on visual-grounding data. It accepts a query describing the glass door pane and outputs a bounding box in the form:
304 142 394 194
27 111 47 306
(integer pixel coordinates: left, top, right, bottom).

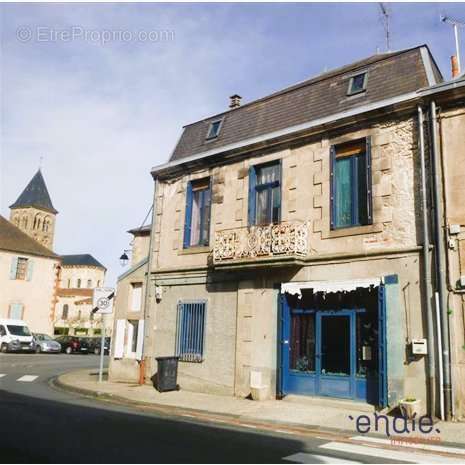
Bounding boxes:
320 315 350 376
290 312 315 373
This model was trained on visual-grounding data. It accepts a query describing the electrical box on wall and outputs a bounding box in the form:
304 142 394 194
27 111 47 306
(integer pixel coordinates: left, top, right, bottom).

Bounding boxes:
411 339 427 355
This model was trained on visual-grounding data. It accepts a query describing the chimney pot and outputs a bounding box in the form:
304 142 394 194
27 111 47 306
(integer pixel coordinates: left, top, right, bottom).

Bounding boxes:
451 55 459 78
229 94 242 109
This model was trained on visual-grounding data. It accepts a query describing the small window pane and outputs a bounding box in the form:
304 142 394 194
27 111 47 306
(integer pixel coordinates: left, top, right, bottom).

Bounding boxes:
272 186 280 223
335 157 353 228
257 164 279 185
290 312 315 372
16 258 28 280
206 120 221 139
349 73 366 95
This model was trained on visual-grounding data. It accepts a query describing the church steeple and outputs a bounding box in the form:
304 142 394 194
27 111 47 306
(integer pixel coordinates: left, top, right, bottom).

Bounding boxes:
9 169 58 250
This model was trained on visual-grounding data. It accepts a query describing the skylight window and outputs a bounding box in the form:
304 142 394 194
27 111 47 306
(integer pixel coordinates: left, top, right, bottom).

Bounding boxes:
206 119 223 140
347 72 368 96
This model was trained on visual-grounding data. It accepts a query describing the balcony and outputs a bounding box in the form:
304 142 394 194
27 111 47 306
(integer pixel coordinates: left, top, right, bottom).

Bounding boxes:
213 221 309 267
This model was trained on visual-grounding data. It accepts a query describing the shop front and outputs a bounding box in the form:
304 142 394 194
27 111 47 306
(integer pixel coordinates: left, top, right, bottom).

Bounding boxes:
279 279 388 407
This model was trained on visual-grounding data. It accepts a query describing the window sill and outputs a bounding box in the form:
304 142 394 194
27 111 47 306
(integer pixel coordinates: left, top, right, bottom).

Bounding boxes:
327 223 382 239
178 246 211 255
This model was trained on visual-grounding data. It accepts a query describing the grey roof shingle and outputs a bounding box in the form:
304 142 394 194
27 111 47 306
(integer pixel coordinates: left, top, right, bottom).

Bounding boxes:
170 46 442 162
61 254 106 270
9 169 58 214
0 215 58 259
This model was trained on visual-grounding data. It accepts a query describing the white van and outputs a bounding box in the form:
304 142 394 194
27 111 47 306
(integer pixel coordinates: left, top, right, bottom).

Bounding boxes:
0 319 35 353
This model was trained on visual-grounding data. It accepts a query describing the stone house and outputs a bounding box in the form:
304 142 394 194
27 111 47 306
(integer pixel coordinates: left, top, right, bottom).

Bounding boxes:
110 45 465 420
54 254 109 336
0 215 60 335
110 225 150 382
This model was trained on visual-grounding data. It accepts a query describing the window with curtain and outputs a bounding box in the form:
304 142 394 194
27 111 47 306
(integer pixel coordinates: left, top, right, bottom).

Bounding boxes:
248 161 281 226
330 138 372 229
9 303 24 320
183 178 211 248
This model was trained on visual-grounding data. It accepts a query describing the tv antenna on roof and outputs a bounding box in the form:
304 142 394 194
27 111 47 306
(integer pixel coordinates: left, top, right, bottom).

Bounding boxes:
441 15 464 74
379 3 391 52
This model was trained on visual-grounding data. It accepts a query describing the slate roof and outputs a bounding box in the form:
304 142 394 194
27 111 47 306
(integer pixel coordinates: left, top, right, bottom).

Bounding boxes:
61 254 106 270
0 215 58 259
170 45 442 162
10 169 58 214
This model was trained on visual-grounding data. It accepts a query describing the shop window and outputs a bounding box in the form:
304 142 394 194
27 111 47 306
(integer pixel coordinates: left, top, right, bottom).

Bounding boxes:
175 301 206 362
183 178 211 248
330 138 372 229
248 161 281 225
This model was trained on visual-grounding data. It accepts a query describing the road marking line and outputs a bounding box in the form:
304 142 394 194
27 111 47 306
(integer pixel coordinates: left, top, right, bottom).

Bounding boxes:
283 452 362 464
17 375 38 382
320 442 465 464
0 374 6 378
351 435 465 456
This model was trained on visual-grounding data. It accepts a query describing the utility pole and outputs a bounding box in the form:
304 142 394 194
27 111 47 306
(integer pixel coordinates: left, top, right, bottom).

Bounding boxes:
441 15 464 74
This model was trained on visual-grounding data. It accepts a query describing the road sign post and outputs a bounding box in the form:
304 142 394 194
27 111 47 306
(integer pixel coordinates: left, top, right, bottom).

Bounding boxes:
92 287 115 383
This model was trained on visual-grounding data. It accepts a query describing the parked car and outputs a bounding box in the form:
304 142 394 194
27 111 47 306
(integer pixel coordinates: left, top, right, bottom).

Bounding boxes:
85 337 111 355
0 319 35 353
33 333 61 354
55 336 89 354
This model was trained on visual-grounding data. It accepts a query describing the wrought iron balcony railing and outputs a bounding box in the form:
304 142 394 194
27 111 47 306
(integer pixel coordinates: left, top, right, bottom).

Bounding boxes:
213 221 308 264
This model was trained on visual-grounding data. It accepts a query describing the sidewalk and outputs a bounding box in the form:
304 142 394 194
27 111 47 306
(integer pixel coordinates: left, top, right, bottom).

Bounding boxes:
56 369 465 448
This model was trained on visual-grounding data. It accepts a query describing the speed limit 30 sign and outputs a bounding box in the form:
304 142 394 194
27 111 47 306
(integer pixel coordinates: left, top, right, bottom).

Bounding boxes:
92 287 115 314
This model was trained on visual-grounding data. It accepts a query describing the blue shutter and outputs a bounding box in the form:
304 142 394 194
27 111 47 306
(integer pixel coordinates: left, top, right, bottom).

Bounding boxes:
183 182 193 248
329 145 336 230
378 284 388 408
365 136 373 225
9 257 18 280
247 166 257 226
176 301 206 362
26 260 34 281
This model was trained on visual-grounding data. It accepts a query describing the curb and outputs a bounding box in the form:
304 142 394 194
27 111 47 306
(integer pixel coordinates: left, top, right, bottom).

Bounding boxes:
53 372 465 455
52 373 354 440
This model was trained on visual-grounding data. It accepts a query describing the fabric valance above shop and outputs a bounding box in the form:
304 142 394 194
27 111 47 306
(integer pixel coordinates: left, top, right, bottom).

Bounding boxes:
281 278 381 298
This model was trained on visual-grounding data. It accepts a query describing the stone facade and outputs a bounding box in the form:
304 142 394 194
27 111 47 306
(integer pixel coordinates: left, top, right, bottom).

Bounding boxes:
54 265 108 336
10 207 56 250
132 113 430 410
438 104 465 420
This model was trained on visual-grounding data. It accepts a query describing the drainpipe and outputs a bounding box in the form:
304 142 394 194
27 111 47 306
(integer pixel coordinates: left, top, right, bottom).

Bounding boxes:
139 178 158 385
430 100 452 420
417 105 436 417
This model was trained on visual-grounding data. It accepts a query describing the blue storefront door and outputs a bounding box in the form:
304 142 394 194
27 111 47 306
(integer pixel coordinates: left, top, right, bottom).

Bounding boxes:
317 312 356 399
280 301 377 403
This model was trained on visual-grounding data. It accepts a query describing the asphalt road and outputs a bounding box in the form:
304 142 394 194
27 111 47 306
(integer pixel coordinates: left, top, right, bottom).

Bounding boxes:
0 353 455 464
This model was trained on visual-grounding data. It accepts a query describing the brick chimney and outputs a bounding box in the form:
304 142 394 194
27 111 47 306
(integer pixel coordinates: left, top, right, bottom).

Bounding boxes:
229 94 242 109
451 55 460 78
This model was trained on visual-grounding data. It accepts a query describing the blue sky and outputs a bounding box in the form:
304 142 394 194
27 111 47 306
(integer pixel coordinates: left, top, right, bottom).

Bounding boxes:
1 2 464 285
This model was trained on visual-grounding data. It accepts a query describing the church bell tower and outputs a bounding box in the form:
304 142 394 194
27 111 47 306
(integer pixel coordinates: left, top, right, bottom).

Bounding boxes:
9 169 58 250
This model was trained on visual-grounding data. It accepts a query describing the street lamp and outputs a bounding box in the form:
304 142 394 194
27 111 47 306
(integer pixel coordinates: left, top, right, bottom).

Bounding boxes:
119 250 130 267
